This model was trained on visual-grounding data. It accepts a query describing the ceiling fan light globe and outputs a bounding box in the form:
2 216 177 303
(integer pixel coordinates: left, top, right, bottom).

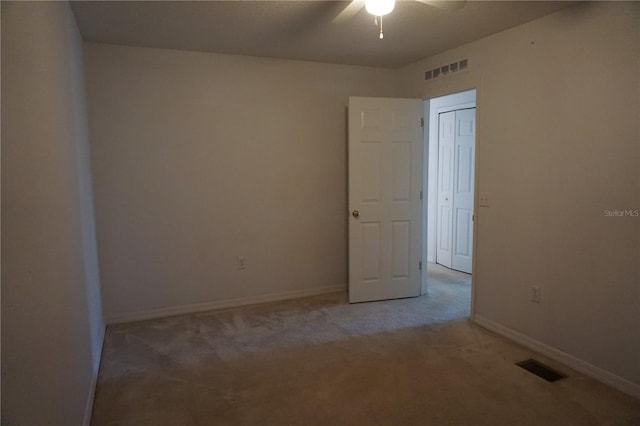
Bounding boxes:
365 0 396 17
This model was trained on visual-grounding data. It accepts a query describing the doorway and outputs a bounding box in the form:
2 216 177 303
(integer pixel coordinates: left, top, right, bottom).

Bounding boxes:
347 93 475 312
423 90 475 314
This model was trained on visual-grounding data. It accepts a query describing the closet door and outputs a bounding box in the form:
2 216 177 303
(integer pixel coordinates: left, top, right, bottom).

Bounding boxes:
436 111 454 268
451 108 475 273
437 108 475 273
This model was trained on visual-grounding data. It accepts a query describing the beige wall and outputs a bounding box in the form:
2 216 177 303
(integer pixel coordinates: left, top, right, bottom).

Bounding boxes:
399 2 640 389
84 43 398 321
1 2 104 424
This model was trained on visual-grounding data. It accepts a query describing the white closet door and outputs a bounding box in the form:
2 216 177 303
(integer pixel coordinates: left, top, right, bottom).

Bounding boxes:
437 108 475 274
436 111 454 268
451 108 475 273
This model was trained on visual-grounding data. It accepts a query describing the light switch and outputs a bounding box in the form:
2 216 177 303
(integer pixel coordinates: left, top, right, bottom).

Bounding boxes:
479 192 490 207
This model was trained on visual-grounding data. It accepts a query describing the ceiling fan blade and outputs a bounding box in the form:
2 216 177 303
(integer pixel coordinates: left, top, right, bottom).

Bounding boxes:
332 0 365 24
415 0 467 12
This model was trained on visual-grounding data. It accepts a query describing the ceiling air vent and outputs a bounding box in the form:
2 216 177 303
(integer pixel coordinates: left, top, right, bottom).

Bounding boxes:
425 59 469 81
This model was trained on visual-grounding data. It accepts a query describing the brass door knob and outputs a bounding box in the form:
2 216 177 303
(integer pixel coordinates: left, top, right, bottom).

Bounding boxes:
352 210 360 218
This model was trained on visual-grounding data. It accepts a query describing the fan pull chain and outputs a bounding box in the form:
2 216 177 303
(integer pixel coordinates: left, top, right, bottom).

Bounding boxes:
373 16 384 39
373 16 385 39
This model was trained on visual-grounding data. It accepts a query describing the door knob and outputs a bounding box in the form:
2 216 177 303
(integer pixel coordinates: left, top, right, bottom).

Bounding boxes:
352 210 360 218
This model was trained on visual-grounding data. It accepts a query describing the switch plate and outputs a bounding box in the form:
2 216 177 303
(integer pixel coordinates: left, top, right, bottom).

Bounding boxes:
479 192 490 207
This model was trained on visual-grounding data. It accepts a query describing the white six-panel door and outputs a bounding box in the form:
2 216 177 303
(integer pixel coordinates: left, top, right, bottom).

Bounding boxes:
451 108 475 273
436 111 455 268
436 108 475 274
348 97 423 303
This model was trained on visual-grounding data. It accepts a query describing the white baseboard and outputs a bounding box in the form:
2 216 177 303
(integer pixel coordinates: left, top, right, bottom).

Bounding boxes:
473 315 640 399
105 284 347 325
83 323 106 426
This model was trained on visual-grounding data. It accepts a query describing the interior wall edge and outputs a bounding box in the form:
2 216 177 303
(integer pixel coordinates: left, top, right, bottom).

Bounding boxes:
82 323 106 426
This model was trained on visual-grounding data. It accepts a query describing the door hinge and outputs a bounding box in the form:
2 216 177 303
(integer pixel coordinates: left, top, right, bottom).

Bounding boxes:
419 261 422 270
420 190 423 200
420 117 424 128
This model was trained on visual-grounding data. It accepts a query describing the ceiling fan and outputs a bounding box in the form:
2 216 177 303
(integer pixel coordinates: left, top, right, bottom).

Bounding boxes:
333 0 467 39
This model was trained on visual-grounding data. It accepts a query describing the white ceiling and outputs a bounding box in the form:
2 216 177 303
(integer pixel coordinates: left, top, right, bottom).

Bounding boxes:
71 0 577 69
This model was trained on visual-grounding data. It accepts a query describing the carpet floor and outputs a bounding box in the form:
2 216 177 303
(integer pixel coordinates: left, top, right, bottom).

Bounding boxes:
91 265 639 425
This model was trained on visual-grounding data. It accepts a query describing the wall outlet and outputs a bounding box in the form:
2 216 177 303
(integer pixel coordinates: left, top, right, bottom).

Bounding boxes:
531 286 541 303
479 192 490 207
237 256 246 270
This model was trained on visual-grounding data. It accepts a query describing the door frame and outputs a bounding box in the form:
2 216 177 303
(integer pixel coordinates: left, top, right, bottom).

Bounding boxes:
422 89 477 315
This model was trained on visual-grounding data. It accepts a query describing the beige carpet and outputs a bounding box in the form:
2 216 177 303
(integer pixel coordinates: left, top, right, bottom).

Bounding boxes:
91 267 639 425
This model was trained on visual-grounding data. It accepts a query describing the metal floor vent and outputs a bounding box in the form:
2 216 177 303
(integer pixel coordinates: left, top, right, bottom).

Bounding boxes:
516 359 567 382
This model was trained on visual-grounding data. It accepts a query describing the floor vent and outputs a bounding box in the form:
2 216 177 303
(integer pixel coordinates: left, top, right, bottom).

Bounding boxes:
516 359 567 382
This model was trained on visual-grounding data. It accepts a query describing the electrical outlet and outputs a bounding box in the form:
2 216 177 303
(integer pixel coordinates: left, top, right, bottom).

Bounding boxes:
237 256 246 270
479 192 490 207
531 286 541 303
